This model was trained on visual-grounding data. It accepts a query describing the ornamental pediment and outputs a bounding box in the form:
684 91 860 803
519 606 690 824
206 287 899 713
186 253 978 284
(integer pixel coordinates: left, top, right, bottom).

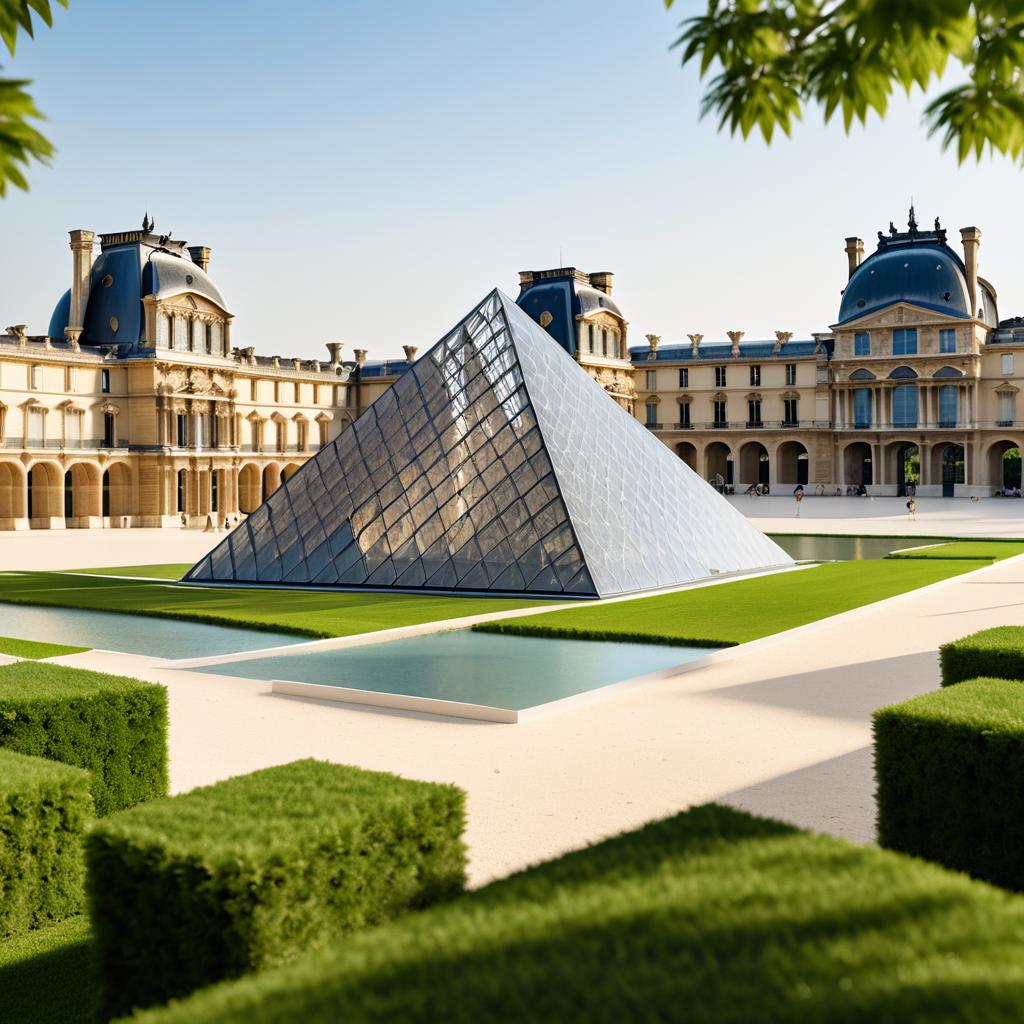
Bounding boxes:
834 302 966 331
157 364 232 397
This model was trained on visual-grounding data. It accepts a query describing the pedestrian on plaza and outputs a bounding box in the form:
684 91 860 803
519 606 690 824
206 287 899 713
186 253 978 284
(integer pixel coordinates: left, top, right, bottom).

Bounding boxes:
793 484 804 517
907 496 917 521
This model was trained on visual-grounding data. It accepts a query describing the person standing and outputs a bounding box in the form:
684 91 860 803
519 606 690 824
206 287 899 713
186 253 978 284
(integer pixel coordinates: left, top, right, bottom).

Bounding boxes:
793 484 804 517
907 496 917 521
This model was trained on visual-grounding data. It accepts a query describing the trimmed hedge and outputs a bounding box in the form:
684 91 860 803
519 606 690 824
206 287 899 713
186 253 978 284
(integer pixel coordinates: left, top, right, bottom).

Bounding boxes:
939 626 1024 686
88 758 466 1019
132 803 1024 1024
875 677 1024 889
0 662 167 816
0 749 92 938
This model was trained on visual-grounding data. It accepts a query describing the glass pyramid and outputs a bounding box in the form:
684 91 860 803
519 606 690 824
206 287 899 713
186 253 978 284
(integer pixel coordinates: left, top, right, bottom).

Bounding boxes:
185 291 791 597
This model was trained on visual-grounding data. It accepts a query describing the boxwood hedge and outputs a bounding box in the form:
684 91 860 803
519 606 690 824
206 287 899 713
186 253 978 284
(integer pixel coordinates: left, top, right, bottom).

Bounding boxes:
939 626 1024 686
0 749 92 938
0 662 167 816
131 803 1024 1024
88 758 466 1019
875 676 1024 889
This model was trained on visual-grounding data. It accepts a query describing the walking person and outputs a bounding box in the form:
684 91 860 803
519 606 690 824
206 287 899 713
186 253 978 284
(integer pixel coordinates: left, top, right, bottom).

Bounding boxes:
793 484 804 517
907 496 917 521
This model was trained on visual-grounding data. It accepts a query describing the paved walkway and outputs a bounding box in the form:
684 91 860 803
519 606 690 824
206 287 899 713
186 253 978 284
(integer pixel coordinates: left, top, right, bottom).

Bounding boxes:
0 527 220 570
49 553 1024 887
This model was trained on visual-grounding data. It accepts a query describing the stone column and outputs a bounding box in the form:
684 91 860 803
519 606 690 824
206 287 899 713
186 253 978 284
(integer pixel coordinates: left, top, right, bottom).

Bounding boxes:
67 230 95 333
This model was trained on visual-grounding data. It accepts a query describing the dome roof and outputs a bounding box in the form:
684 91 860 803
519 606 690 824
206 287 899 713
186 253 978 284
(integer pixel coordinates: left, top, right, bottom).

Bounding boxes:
837 243 973 325
146 250 227 310
576 284 622 319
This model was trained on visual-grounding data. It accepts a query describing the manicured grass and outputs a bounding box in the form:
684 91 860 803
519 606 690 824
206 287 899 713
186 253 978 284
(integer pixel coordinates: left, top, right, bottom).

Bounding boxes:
940 626 1024 686
0 916 98 1024
475 558 988 647
888 540 1024 560
63 564 192 580
0 636 89 659
132 804 1024 1024
0 572 555 640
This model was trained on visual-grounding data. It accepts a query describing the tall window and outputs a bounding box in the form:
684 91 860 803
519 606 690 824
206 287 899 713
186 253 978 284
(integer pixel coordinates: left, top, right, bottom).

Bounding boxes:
939 329 956 354
276 421 286 450
749 365 761 387
294 382 301 403
854 388 872 428
102 412 115 448
645 401 658 427
854 332 870 357
173 316 187 351
205 323 213 354
601 329 608 356
893 328 918 355
587 325 594 353
998 392 1015 426
1002 353 1014 376
713 399 727 426
893 385 918 427
645 370 657 390
939 385 958 427
250 379 258 401
747 398 762 426
783 398 798 425
176 470 186 513
678 402 691 428
785 363 797 386
66 366 78 391
176 414 188 447
29 365 41 390
66 409 82 448
251 419 261 451
715 366 727 388
101 369 110 394
27 407 44 446
210 471 219 513
678 367 688 388
318 419 329 447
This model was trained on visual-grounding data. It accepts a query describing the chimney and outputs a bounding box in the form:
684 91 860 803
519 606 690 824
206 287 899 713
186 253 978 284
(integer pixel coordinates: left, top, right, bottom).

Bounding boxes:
188 246 212 273
960 226 981 317
774 330 793 353
325 342 344 368
403 345 418 363
271 356 281 368
292 358 302 371
727 330 745 357
589 271 613 296
353 348 367 368
518 271 535 289
645 334 660 357
67 229 96 334
687 333 703 356
844 237 864 279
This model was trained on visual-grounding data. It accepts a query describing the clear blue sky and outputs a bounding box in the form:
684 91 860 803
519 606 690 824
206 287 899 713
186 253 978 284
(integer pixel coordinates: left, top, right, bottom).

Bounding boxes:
1 1 1022 360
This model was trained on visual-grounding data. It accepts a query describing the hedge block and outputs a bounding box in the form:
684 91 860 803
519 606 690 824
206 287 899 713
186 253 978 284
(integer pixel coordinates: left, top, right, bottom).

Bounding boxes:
131 803 1024 1024
0 661 167 816
939 626 1024 686
875 677 1024 888
0 749 92 938
87 758 466 1018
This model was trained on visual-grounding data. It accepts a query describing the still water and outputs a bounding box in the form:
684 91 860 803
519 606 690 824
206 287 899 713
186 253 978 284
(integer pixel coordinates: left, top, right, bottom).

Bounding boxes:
771 534 927 561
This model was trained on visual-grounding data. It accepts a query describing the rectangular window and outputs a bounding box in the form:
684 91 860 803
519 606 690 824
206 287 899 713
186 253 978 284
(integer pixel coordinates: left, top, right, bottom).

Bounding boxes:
713 400 727 426
715 366 727 388
999 392 1014 426
103 412 115 447
27 408 44 446
66 410 81 448
66 367 78 391
101 369 110 394
939 328 956 354
251 419 261 450
678 402 691 427
893 328 918 356
29 365 41 390
678 367 688 388
783 398 798 425
785 363 797 386
250 379 258 401
645 402 658 427
294 382 301 403
1002 353 1014 376
747 399 762 426
939 385 958 427
645 370 657 390
854 332 870 357
587 325 594 354
176 414 188 447
854 388 872 428
749 365 761 387
892 385 917 427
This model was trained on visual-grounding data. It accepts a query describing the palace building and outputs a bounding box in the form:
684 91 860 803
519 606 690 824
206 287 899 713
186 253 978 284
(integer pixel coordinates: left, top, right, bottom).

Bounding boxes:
0 218 402 531
627 209 1024 497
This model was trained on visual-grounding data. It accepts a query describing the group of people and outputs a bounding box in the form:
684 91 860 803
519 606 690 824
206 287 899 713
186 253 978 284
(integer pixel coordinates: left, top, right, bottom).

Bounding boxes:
743 482 770 496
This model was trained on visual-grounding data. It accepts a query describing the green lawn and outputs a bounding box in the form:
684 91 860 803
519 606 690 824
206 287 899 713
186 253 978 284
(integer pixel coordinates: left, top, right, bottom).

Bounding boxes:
0 573 554 640
475 558 990 647
888 540 1024 560
0 636 89 659
0 916 97 1024
63 564 192 580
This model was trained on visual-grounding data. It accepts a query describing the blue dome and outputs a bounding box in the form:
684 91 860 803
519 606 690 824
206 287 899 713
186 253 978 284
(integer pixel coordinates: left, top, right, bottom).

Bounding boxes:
837 244 971 324
48 288 71 339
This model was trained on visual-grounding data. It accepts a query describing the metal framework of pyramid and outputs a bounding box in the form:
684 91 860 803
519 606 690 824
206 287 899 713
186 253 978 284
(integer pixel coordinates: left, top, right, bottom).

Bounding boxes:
186 290 791 597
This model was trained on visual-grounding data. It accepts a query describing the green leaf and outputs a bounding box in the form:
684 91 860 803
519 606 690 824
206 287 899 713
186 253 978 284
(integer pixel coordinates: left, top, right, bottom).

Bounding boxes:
0 74 54 196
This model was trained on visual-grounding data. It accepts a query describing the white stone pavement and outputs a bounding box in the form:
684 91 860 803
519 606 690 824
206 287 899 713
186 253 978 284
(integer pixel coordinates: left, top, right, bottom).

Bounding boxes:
41 552 1024 886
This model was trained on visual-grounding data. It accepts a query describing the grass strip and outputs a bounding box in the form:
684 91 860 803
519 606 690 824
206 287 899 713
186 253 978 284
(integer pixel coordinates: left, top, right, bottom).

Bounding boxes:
0 916 97 1024
0 572 555 640
132 804 1024 1024
0 636 89 659
474 559 987 646
62 564 192 580
886 541 1024 560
